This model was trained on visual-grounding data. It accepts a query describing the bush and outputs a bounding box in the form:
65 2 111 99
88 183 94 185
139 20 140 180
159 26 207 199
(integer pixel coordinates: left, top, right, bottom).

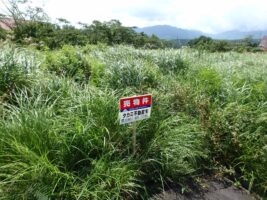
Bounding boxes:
88 56 105 86
0 80 141 199
94 48 162 89
209 103 267 194
103 59 161 90
1 44 266 198
152 50 188 75
0 28 6 40
195 68 223 97
0 64 209 199
142 114 208 188
0 45 37 96
210 41 230 52
42 45 91 83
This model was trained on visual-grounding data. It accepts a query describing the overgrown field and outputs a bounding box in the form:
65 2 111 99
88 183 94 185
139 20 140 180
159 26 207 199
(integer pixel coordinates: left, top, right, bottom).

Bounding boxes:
0 44 266 199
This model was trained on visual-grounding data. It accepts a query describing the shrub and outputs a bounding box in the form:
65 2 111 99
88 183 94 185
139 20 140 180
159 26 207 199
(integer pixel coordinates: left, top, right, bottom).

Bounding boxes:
209 103 267 194
143 114 208 187
152 51 188 75
101 55 161 90
0 80 141 199
210 41 231 52
0 28 6 40
1 44 266 199
195 68 223 97
88 56 105 86
42 45 91 83
0 45 38 96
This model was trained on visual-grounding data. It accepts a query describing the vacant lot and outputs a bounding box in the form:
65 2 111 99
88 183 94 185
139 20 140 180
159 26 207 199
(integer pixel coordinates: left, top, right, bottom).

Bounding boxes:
0 44 266 199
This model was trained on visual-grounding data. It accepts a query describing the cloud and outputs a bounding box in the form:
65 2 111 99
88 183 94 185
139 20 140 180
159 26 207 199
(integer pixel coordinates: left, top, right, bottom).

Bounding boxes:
2 0 267 33
128 9 164 21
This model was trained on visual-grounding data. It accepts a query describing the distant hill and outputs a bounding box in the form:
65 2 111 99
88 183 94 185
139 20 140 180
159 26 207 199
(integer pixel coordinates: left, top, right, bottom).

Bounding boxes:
135 25 203 40
209 30 267 40
135 25 267 40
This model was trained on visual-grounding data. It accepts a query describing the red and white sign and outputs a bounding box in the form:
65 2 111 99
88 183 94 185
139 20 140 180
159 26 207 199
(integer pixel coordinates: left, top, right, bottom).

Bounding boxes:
119 94 152 124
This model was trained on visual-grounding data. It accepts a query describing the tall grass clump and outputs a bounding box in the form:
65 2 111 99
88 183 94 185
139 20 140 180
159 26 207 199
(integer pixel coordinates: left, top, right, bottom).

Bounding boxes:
1 44 266 199
103 58 161 90
141 114 208 192
186 51 267 196
0 45 39 96
150 49 188 75
42 45 91 83
0 28 6 40
91 46 162 90
195 68 223 97
209 101 267 194
0 50 209 199
89 46 188 90
0 79 141 199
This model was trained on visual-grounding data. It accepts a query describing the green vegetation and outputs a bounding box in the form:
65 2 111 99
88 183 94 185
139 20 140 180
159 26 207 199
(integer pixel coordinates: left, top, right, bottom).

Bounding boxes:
1 17 169 50
0 0 169 49
0 28 6 40
188 36 260 52
0 44 266 199
7 19 170 49
42 45 91 83
0 1 266 199
0 45 39 96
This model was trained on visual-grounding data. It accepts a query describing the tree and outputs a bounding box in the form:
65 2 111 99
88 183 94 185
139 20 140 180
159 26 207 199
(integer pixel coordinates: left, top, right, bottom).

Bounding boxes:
188 36 230 52
1 2 169 50
1 0 49 25
0 0 50 44
211 40 230 52
86 20 114 44
188 36 213 48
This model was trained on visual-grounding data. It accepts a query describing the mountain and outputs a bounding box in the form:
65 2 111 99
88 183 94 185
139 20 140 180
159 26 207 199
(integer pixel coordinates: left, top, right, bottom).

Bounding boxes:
135 25 203 40
209 30 267 40
135 25 267 40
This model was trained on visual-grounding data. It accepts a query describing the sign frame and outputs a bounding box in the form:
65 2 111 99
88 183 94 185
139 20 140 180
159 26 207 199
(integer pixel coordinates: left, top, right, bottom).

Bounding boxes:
119 94 152 125
119 94 152 155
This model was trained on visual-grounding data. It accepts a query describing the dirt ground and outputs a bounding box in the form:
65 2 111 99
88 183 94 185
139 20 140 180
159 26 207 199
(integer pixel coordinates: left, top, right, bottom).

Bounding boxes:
151 178 259 200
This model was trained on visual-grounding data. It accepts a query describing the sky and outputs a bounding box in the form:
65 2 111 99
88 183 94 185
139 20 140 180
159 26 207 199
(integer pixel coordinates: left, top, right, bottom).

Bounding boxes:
1 0 267 33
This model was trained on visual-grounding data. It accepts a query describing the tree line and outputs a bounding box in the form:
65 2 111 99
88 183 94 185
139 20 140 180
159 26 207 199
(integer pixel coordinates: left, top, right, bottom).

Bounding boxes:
0 0 169 49
1 1 261 51
187 35 260 52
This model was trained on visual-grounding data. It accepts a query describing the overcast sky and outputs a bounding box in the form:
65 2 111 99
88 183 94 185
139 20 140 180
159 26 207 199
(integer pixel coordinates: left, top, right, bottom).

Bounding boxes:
2 0 267 33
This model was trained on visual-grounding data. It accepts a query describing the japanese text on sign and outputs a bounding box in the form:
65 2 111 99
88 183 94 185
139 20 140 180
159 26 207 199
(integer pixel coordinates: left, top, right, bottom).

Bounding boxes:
119 95 152 125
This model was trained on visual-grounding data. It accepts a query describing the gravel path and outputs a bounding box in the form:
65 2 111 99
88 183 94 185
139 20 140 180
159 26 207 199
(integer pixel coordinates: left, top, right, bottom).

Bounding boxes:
152 179 258 200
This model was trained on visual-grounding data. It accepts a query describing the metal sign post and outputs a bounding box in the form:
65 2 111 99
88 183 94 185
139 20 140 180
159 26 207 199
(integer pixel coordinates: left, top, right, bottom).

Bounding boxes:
132 122 137 155
119 94 152 155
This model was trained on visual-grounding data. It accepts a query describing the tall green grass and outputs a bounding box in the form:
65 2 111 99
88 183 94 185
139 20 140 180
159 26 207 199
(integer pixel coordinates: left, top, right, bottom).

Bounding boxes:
0 45 40 97
0 44 266 198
